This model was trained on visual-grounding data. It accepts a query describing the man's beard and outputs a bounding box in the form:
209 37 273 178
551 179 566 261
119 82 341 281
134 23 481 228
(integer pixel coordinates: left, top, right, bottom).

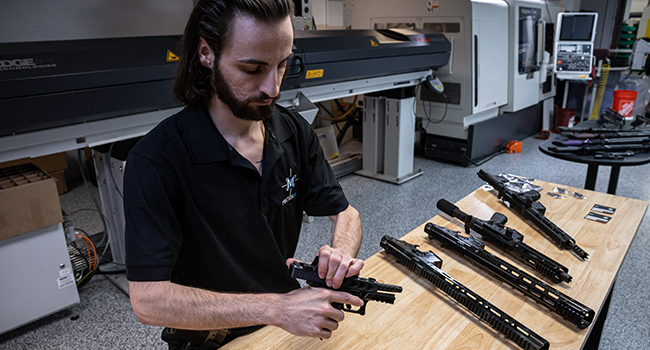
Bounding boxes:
212 68 278 121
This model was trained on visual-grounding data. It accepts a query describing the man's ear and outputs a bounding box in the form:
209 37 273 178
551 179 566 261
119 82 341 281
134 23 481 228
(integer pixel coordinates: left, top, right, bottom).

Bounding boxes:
198 38 215 68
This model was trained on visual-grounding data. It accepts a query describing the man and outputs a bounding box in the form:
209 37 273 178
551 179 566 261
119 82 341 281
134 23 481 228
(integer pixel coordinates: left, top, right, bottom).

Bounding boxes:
123 0 364 349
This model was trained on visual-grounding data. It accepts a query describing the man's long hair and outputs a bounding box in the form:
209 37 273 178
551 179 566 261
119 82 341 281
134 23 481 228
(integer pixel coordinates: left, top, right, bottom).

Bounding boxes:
173 0 294 107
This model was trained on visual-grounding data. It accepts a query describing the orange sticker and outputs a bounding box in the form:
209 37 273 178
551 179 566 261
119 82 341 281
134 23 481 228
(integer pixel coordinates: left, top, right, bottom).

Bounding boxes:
166 50 179 62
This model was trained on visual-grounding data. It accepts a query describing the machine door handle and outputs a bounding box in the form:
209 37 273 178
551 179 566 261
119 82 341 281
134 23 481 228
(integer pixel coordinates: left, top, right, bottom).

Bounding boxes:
287 55 304 78
538 19 546 69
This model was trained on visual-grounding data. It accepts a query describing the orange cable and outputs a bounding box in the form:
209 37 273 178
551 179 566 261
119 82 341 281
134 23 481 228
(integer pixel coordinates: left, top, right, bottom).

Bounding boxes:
76 233 97 270
76 233 91 269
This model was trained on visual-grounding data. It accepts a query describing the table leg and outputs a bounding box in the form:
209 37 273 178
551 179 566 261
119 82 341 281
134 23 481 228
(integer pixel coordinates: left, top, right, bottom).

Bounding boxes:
583 280 614 349
585 164 598 190
607 166 621 195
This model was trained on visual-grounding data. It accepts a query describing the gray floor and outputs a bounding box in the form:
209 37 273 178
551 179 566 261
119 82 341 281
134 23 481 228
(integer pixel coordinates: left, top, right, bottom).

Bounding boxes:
1 134 649 349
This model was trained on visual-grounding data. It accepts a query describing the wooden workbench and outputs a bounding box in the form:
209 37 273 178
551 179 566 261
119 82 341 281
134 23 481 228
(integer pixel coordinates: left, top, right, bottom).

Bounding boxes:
223 179 648 350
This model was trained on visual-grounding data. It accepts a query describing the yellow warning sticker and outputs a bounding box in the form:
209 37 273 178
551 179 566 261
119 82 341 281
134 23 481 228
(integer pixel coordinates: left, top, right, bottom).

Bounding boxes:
306 69 324 79
370 39 378 47
166 50 179 62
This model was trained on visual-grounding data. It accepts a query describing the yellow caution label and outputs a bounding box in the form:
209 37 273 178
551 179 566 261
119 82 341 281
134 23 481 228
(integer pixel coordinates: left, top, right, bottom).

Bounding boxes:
370 39 378 47
305 69 324 79
166 50 179 62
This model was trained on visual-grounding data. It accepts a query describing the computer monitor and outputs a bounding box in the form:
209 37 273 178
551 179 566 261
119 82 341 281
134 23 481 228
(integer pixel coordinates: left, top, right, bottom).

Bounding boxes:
559 14 597 41
554 12 598 77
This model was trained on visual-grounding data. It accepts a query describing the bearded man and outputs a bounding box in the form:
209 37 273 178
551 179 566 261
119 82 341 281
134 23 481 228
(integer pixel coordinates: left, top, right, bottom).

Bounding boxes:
123 1 364 349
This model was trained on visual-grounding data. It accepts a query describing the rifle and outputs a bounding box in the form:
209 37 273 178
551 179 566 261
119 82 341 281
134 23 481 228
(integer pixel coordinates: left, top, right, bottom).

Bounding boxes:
477 170 589 260
548 141 650 155
424 223 594 329
566 130 650 139
630 114 650 128
436 198 572 283
380 236 549 350
288 260 402 315
553 137 650 147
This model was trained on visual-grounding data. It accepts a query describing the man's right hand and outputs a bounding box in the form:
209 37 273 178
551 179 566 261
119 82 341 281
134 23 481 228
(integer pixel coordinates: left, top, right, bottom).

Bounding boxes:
273 286 364 339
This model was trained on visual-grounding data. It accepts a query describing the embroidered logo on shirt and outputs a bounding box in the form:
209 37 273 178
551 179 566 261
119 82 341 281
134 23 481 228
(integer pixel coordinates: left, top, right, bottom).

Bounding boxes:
281 168 299 205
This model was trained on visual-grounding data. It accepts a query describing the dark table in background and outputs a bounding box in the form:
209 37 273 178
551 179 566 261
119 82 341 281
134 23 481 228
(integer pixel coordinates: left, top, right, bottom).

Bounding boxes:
539 121 650 194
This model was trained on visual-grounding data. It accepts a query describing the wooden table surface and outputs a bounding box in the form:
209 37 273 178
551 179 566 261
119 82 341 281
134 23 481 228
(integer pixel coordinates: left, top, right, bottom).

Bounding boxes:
223 179 648 350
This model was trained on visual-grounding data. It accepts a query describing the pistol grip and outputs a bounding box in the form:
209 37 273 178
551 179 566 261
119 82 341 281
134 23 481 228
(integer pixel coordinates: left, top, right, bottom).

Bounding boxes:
331 301 367 315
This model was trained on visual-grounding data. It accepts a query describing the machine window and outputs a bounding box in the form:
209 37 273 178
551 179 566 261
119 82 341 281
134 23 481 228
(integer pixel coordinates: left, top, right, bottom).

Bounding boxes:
423 23 460 33
374 23 416 30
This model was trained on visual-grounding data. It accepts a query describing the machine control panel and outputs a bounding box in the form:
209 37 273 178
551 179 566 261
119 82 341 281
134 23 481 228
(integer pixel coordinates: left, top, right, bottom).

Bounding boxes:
553 12 598 79
556 43 592 73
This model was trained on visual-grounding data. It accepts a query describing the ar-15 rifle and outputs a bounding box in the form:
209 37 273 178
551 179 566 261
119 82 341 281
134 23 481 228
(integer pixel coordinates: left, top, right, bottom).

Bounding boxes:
424 223 594 329
548 140 650 155
436 199 572 283
289 260 402 315
566 130 650 139
477 170 589 260
380 236 549 350
553 137 650 147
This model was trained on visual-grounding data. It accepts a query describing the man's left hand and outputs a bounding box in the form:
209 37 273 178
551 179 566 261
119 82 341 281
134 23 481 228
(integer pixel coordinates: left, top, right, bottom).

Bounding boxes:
286 246 364 289
315 245 364 289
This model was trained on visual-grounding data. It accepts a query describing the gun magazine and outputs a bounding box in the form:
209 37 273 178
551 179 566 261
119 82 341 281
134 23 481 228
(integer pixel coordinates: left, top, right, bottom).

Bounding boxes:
381 237 549 350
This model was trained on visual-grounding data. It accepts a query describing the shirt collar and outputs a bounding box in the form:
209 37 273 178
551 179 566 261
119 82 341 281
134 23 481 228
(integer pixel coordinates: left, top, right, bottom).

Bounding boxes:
182 105 230 164
183 104 294 165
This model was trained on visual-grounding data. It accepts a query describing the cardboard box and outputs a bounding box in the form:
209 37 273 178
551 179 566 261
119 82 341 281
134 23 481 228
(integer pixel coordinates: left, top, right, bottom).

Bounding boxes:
0 153 69 195
0 152 68 173
0 164 63 242
50 170 67 195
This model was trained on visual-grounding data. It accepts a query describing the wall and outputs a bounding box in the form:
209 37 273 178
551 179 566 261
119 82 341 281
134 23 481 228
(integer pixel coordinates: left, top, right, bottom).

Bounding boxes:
312 0 345 29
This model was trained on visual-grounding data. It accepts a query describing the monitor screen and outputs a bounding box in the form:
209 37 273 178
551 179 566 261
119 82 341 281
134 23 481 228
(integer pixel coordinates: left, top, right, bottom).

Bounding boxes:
559 14 595 41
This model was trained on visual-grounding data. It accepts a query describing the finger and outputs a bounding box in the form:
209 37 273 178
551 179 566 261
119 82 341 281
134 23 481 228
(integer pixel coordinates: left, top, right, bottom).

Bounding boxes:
330 291 364 308
320 317 340 332
331 259 350 289
317 328 333 339
317 248 332 279
286 258 300 267
326 253 342 287
345 259 365 277
325 306 346 323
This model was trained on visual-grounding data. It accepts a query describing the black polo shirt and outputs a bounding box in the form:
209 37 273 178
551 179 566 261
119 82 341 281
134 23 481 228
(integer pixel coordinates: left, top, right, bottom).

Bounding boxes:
123 104 349 295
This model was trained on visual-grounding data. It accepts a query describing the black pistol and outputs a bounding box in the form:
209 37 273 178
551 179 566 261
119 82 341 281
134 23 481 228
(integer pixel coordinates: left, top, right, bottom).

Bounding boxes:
288 260 402 315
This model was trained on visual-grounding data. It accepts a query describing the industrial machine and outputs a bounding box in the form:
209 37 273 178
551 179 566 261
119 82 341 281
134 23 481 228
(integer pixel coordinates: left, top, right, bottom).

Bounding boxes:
278 28 451 182
278 28 450 183
0 0 193 163
631 38 650 72
344 0 548 165
292 0 315 30
501 0 547 113
0 224 80 334
0 36 183 137
1 24 451 293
